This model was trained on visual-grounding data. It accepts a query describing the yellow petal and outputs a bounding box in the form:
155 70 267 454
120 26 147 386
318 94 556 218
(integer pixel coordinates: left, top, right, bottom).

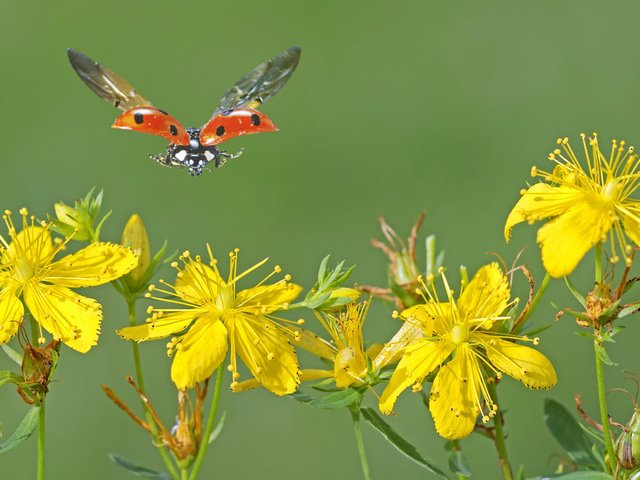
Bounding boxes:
537 197 615 277
482 336 557 389
229 313 300 396
45 243 137 287
24 283 101 353
292 328 336 361
504 183 583 241
171 315 228 390
621 204 640 246
373 317 425 370
429 346 482 439
236 283 302 313
334 346 366 388
0 285 24 344
379 339 454 415
117 310 198 341
458 263 510 323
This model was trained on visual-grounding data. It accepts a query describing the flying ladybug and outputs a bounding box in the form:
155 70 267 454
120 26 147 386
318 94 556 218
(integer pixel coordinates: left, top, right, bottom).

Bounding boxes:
67 46 300 176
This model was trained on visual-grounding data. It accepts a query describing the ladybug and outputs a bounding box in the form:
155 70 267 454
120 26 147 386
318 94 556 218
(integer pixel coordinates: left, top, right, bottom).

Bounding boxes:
68 47 300 176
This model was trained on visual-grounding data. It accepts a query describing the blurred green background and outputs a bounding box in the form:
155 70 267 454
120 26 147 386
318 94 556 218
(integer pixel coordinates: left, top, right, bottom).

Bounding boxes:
2 0 640 478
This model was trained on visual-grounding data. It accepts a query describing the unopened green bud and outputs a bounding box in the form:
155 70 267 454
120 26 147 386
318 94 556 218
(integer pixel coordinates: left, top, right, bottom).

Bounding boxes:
54 202 91 241
122 214 151 290
51 189 108 242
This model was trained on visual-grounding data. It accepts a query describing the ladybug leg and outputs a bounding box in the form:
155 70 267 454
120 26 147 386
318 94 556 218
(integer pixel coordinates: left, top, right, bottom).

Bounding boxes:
150 152 182 168
216 148 244 168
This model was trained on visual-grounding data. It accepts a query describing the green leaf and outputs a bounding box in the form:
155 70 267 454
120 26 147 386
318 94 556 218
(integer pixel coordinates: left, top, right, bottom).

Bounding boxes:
0 406 40 454
543 398 599 467
1 344 22 365
448 449 471 477
288 391 315 403
360 407 448 478
0 370 22 388
307 389 362 409
564 276 587 308
528 472 612 479
108 453 171 479
597 345 617 366
208 411 227 444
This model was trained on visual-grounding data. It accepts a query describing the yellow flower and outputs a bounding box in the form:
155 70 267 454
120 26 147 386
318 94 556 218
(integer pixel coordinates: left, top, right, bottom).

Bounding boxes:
0 209 137 352
379 263 557 440
118 246 303 394
294 301 372 389
505 134 640 277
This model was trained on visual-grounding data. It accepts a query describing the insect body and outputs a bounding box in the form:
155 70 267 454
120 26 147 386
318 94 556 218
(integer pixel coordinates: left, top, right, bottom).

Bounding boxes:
68 47 300 176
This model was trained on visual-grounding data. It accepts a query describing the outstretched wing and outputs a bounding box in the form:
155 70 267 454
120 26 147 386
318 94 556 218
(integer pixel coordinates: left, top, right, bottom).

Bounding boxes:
67 49 152 111
212 46 301 117
200 108 277 146
113 107 190 145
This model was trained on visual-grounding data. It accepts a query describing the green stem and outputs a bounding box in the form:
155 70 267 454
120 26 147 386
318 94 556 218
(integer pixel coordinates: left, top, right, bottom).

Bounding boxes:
450 440 467 480
350 408 372 480
514 271 551 334
37 402 45 480
488 383 513 480
188 364 225 480
180 468 189 480
594 338 617 473
595 243 603 284
127 300 180 480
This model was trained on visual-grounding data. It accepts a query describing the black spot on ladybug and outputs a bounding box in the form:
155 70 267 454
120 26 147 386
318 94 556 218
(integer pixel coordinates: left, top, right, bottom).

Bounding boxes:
216 125 225 136
159 109 168 115
251 114 261 126
134 113 144 124
222 109 234 116
169 125 178 136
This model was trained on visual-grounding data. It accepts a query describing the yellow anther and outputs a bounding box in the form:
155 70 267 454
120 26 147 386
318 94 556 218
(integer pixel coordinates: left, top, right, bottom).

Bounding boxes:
284 274 292 281
297 319 305 325
232 372 240 380
274 265 282 273
171 261 179 268
19 208 28 216
182 250 190 257
227 364 234 372
267 352 275 360
533 337 540 345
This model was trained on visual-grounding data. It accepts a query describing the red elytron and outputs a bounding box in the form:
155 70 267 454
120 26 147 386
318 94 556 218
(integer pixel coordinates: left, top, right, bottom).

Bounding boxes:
68 47 300 176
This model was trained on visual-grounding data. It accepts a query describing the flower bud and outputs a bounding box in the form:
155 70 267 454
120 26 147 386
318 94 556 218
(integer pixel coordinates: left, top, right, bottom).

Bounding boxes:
53 202 91 241
616 405 640 469
51 189 107 242
122 214 151 291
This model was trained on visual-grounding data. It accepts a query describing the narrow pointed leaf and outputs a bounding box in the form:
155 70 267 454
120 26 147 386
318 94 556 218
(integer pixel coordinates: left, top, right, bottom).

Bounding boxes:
543 398 599 466
208 411 227 444
361 407 448 478
307 388 361 409
448 449 471 477
108 453 171 479
1 344 22 365
0 406 40 454
564 277 587 308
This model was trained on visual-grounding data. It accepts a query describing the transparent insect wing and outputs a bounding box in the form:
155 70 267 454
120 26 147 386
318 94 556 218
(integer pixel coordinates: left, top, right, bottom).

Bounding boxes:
67 49 152 111
212 46 301 116
113 107 190 145
200 108 277 146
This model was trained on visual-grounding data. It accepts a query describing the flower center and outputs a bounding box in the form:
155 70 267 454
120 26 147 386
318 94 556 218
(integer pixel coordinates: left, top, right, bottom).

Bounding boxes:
601 179 621 204
450 323 469 345
14 258 35 283
215 286 235 311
